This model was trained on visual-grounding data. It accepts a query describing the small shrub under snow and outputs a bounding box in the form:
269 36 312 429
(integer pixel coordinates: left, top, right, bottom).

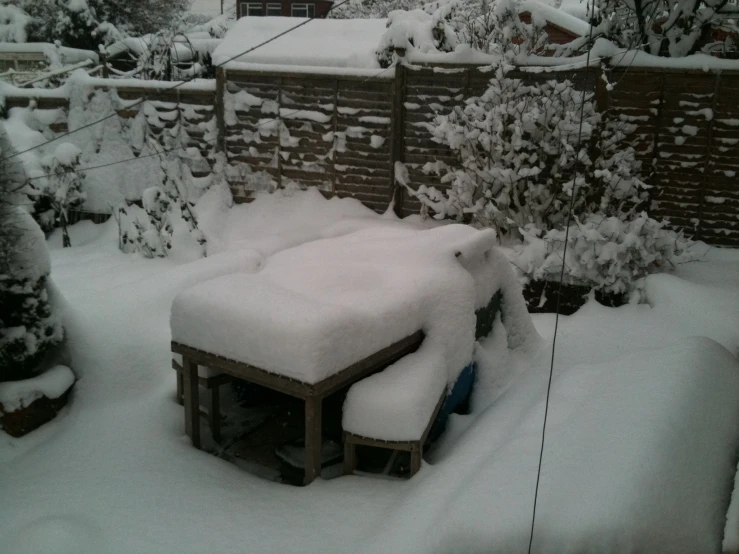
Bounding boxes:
511 213 700 297
29 142 86 247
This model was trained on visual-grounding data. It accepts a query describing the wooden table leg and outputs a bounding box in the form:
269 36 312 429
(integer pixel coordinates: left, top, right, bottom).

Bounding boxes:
176 369 184 405
183 357 201 448
343 432 356 475
210 386 221 443
304 395 322 485
410 445 422 476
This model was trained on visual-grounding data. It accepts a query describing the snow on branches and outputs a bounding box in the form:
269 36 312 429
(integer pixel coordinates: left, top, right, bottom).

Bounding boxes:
512 213 698 297
376 0 549 66
595 0 739 57
0 126 63 381
411 65 648 238
33 143 86 248
405 61 698 295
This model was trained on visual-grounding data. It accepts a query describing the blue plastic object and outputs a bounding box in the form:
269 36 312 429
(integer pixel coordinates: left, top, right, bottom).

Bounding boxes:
428 361 476 442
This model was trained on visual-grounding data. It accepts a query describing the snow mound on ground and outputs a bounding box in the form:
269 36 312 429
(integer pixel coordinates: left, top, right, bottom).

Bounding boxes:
0 365 75 412
645 272 739 355
3 514 103 554
365 337 739 554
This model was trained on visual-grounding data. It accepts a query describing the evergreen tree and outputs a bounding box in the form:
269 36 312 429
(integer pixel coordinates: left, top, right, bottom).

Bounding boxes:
0 126 63 382
22 0 191 50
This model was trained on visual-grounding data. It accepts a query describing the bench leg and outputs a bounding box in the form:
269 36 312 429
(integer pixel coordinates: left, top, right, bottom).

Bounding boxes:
409 445 422 476
304 395 322 485
343 433 356 475
183 357 201 448
176 368 184 405
210 386 221 443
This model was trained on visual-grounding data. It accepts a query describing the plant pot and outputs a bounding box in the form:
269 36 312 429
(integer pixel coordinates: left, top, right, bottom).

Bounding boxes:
0 365 75 438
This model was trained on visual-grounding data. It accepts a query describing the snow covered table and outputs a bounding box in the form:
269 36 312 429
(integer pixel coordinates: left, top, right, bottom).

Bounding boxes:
171 224 521 484
171 331 423 484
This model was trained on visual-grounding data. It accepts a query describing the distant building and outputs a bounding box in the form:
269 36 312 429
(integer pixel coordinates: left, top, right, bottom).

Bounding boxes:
236 0 333 19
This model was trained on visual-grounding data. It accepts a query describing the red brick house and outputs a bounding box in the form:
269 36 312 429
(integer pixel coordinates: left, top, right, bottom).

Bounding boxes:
236 0 333 18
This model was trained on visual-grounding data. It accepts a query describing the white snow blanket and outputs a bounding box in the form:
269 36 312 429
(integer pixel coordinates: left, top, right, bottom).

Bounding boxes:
212 17 387 73
375 336 739 554
171 224 533 390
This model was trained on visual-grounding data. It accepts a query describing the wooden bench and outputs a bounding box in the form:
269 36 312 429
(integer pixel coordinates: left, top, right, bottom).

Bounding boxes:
343 389 447 478
172 330 424 485
172 359 233 443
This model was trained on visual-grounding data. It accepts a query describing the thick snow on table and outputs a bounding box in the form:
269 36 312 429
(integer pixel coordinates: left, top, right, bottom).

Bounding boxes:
170 224 507 385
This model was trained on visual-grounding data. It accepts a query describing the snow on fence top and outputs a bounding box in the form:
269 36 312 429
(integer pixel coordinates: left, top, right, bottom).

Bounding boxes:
0 42 99 65
212 17 389 75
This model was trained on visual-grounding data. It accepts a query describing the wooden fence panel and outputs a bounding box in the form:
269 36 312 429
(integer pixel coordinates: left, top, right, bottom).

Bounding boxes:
2 65 738 245
333 78 394 211
703 73 739 246
223 69 394 212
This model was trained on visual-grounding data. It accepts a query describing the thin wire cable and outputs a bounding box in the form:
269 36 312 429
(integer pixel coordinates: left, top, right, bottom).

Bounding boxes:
1 0 358 163
526 2 597 552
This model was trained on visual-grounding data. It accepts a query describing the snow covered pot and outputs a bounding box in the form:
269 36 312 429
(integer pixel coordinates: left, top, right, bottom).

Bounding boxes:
0 130 63 382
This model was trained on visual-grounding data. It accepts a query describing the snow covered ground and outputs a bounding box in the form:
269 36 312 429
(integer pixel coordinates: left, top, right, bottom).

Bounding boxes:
1 189 738 553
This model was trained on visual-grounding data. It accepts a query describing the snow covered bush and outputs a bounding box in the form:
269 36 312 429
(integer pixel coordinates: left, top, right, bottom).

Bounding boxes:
119 186 173 258
375 0 549 66
30 143 86 248
330 0 421 20
512 213 699 297
0 127 63 382
404 57 697 297
116 151 207 258
22 0 189 50
594 0 739 57
410 64 648 238
0 2 31 43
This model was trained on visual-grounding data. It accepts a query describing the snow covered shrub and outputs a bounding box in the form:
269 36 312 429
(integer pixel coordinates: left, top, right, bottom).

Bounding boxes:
0 2 31 43
119 186 173 258
376 0 549 66
411 64 648 238
31 143 86 248
595 0 739 57
0 127 63 382
330 0 420 19
23 0 189 50
512 213 699 297
116 152 206 258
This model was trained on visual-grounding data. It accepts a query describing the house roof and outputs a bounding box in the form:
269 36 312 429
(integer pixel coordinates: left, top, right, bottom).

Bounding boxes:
212 17 387 74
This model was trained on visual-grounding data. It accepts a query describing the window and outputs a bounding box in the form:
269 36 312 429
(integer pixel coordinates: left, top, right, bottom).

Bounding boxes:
266 3 282 15
241 2 263 16
291 3 315 17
